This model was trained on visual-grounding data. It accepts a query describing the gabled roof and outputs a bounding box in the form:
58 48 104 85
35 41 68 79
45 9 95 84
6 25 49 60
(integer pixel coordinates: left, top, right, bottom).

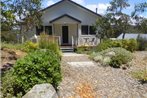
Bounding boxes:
50 14 81 23
41 0 102 17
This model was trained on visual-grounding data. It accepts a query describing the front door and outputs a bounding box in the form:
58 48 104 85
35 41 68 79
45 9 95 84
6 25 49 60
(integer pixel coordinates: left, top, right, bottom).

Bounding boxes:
62 26 68 44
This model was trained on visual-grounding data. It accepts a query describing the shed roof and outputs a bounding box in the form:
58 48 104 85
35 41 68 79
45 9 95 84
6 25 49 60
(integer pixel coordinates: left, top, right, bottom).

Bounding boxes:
117 33 147 39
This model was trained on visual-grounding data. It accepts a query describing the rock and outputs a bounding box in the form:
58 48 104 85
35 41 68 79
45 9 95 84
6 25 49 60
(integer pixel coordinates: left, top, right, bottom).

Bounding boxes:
23 84 58 98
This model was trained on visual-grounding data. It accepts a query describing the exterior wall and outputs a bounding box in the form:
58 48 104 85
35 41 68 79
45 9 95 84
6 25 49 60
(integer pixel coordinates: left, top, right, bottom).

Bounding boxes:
41 0 99 26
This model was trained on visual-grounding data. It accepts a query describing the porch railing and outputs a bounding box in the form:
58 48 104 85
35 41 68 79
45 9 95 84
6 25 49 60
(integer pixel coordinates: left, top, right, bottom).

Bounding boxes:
78 36 99 46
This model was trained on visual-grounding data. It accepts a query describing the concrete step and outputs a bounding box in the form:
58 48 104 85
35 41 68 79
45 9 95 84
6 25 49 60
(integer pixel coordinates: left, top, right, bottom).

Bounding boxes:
60 47 74 52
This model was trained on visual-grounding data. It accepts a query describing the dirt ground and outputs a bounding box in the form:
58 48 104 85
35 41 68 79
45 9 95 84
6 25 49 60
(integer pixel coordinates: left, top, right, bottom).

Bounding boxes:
1 48 27 68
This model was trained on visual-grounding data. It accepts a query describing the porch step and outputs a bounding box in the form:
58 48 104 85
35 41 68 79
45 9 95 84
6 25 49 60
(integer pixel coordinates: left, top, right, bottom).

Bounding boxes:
60 47 74 52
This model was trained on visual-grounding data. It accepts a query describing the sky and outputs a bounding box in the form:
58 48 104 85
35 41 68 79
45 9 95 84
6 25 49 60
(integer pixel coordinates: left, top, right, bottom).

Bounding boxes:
41 0 147 18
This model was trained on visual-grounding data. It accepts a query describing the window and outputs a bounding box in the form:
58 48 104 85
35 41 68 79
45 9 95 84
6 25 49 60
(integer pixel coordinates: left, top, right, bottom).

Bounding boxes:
82 25 88 35
36 26 43 35
81 25 96 35
89 26 96 35
45 26 52 35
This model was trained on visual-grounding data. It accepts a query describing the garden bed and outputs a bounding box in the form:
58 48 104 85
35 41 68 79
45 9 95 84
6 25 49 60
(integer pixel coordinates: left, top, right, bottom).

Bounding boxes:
1 48 27 70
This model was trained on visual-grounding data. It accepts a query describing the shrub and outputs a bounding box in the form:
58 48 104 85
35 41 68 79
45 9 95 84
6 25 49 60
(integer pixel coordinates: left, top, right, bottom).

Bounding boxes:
95 39 138 52
23 41 38 52
2 50 62 97
131 69 147 83
91 47 133 67
121 39 138 52
137 36 147 51
46 42 62 58
1 31 17 43
76 46 95 54
38 33 61 57
94 40 112 52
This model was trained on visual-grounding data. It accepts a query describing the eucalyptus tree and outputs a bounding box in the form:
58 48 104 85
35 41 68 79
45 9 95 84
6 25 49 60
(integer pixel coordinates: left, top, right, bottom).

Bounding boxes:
132 2 147 17
132 2 147 34
107 0 131 39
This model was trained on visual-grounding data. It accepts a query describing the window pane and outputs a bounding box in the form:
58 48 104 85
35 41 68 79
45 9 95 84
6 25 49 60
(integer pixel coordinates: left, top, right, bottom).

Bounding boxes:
89 26 96 35
36 26 43 35
45 26 52 35
82 25 88 35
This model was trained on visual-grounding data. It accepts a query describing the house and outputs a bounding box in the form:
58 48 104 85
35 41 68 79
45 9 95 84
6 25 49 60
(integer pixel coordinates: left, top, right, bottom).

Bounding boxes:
24 0 101 47
117 33 147 39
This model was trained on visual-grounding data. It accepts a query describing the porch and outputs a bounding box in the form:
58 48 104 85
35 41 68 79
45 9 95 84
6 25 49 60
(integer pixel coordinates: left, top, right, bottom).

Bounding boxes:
35 14 99 47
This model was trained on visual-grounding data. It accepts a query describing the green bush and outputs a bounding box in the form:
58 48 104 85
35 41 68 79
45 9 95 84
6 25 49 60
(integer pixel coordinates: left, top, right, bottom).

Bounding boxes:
23 41 38 52
38 33 61 57
94 40 112 52
2 50 62 97
121 39 138 52
131 69 147 83
46 42 62 58
1 31 17 43
76 46 95 54
95 39 138 52
137 36 147 51
91 47 133 67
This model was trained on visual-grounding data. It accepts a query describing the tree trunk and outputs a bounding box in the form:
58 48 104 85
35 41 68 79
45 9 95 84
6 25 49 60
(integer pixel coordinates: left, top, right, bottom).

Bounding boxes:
122 33 125 39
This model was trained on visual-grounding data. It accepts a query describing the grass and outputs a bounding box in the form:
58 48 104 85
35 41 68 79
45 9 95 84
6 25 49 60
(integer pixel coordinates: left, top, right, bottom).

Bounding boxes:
131 69 147 83
1 42 24 50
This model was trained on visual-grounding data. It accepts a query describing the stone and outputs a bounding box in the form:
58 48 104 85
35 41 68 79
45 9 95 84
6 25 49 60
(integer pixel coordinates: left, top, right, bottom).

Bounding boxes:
22 84 58 98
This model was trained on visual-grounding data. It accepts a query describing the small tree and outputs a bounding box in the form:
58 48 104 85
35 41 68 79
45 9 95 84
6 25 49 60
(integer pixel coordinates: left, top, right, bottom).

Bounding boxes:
94 16 113 42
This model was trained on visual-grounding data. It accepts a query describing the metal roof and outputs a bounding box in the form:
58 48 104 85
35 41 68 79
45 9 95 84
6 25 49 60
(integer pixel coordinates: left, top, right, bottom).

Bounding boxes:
117 33 147 39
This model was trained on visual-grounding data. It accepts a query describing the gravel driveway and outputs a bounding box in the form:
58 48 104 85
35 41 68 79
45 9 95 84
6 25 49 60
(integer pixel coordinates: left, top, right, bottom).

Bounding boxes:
58 52 147 98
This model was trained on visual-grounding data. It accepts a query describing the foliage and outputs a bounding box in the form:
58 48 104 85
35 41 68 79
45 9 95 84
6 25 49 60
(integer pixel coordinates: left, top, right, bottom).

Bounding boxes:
1 42 23 50
94 16 113 41
137 35 147 51
132 2 147 17
76 46 94 54
131 69 147 83
107 0 131 39
91 47 133 67
1 41 38 53
23 41 38 52
1 0 16 31
12 0 43 33
1 50 62 97
1 31 18 43
95 39 138 52
39 33 62 57
139 19 147 34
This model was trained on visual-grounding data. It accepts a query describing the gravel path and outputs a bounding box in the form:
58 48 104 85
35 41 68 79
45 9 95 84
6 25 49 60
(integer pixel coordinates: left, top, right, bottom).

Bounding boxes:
59 52 147 98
